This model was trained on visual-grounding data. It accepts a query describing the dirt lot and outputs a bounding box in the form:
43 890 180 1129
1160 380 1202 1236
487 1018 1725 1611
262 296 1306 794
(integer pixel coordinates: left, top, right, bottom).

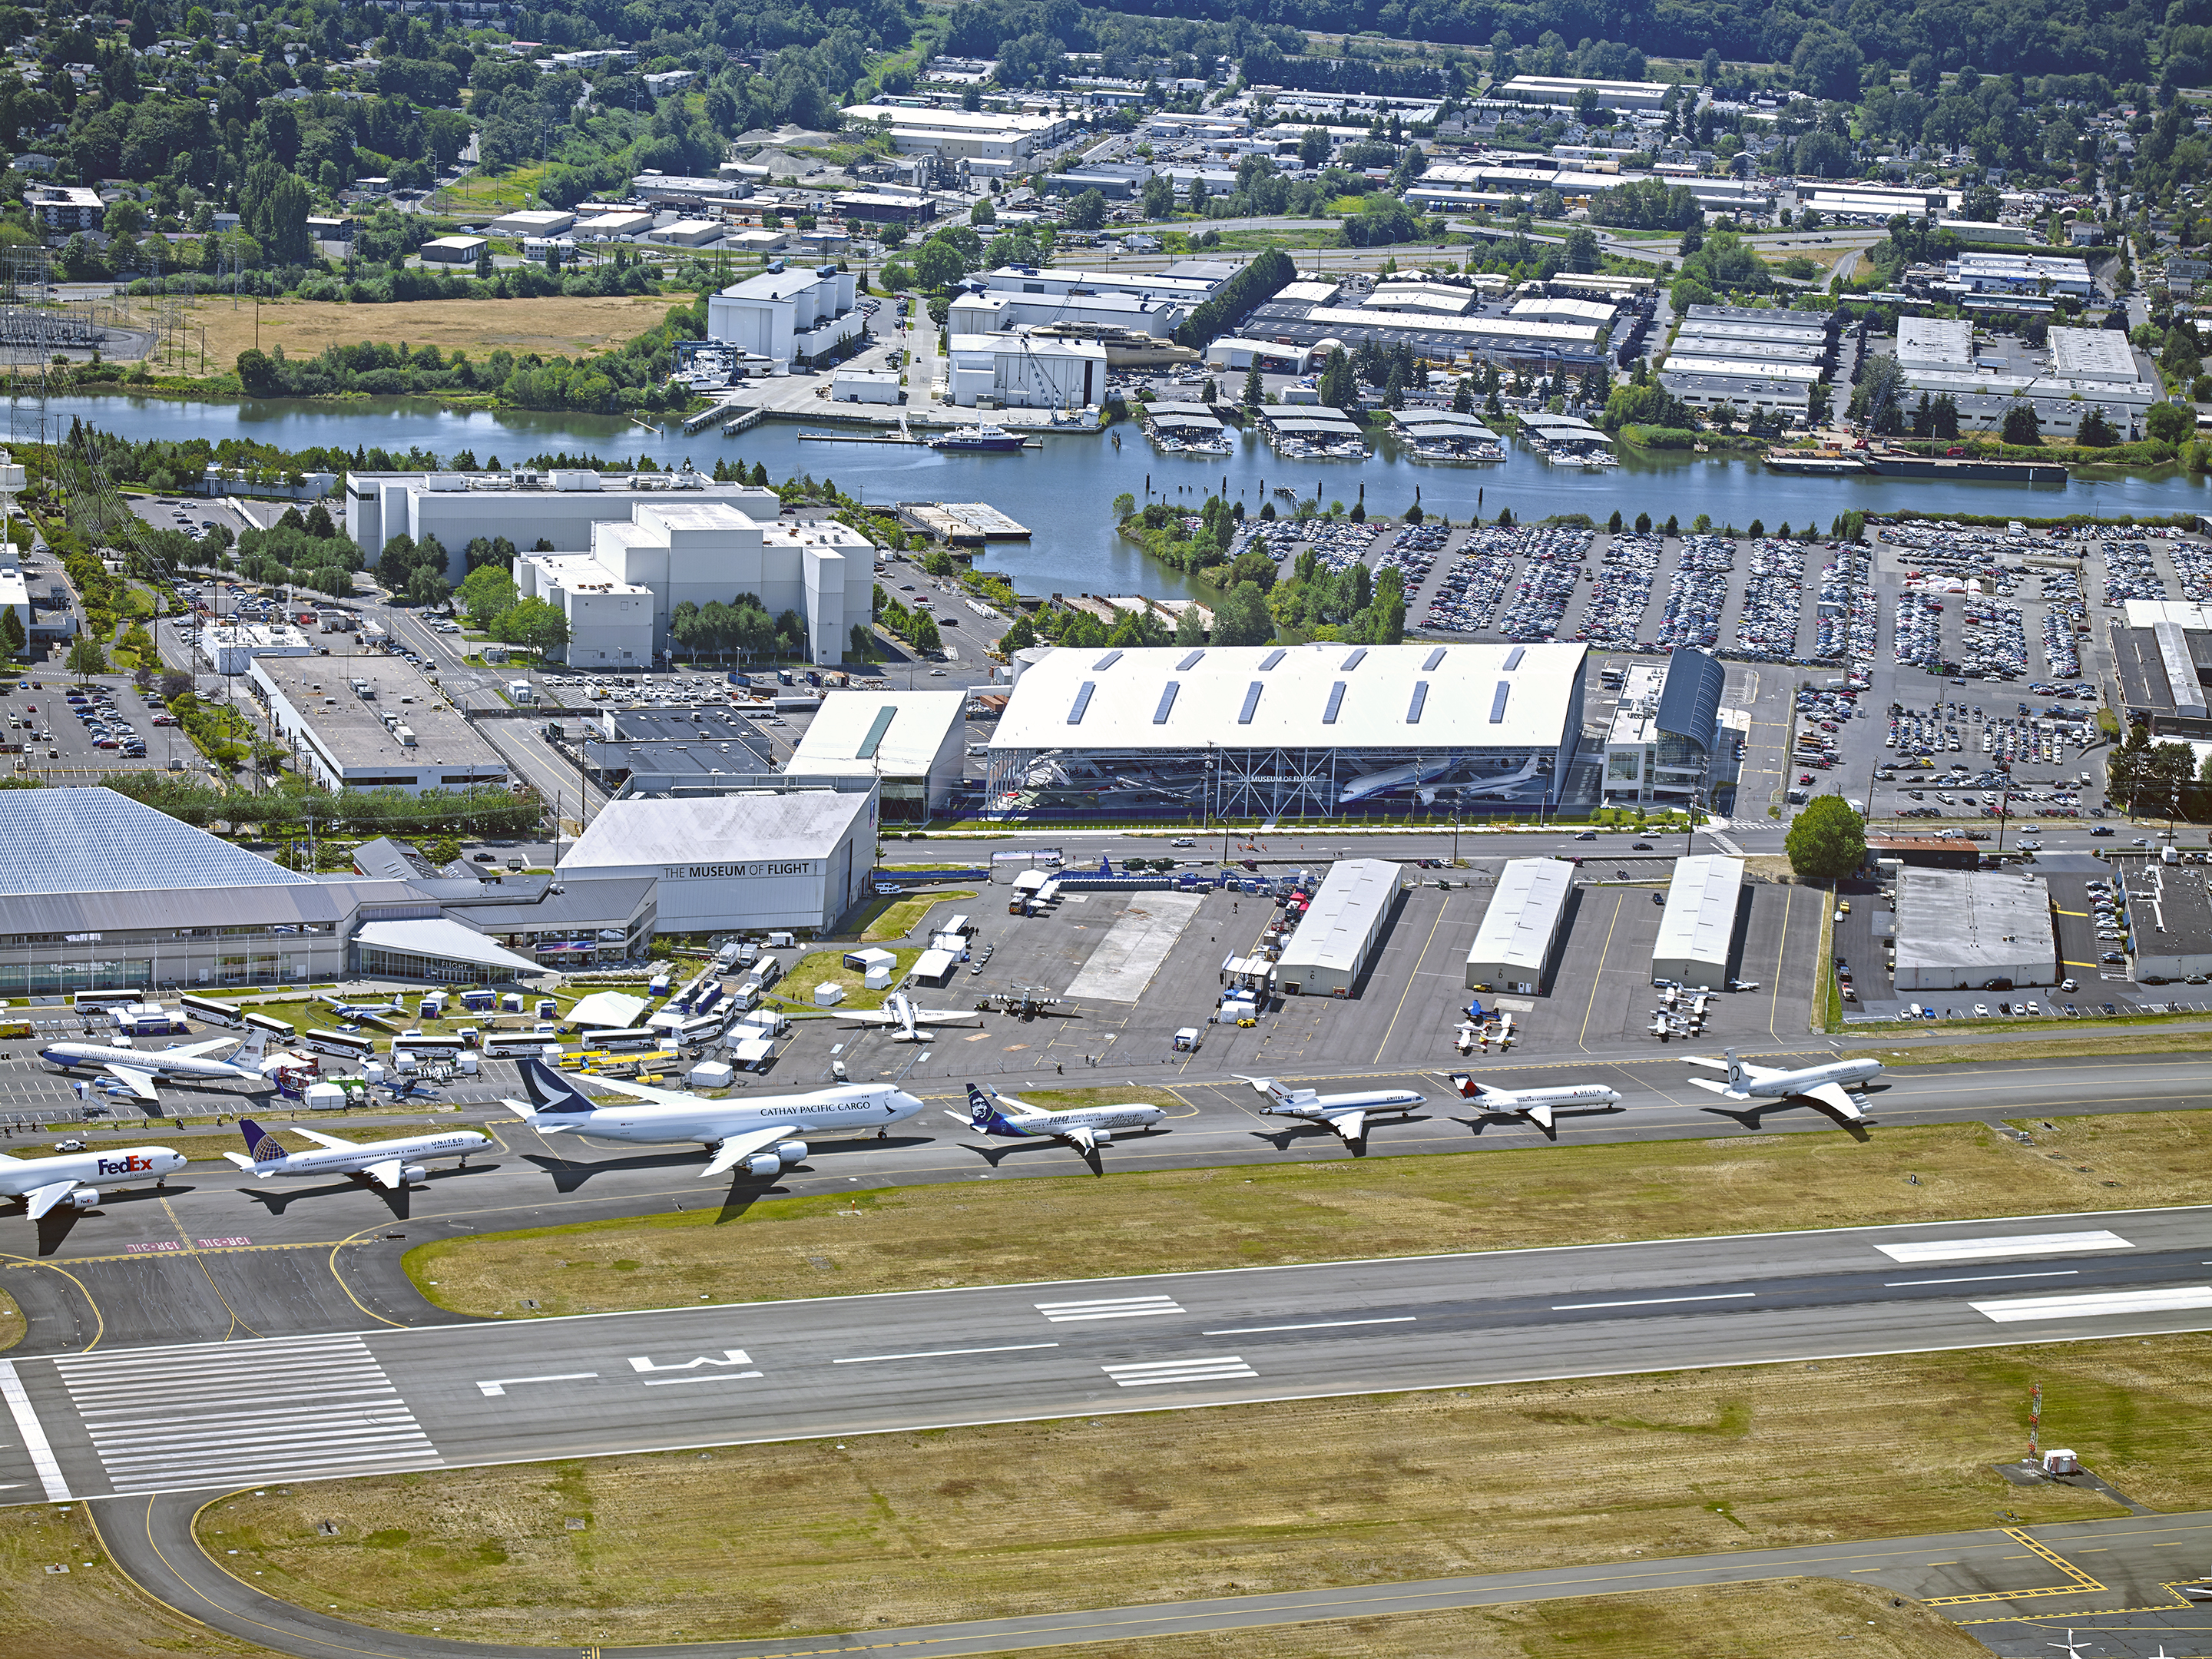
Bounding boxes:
207 1335 2198 1647
409 1110 2212 1319
141 294 677 376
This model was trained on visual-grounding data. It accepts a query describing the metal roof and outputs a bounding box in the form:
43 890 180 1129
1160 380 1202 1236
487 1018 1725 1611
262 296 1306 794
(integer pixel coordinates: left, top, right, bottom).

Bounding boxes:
1276 859 1399 976
993 643 1584 752
1652 854 1743 973
353 918 547 975
785 690 965 777
0 787 320 898
1654 647 1726 754
1466 858 1573 975
561 790 872 869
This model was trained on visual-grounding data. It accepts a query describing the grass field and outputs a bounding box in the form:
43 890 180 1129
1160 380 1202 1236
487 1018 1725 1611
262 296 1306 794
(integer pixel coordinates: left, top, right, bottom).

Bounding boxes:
760 947 922 1014
404 1109 2212 1319
860 888 979 942
0 1506 268 1659
1846 1031 2212 1065
200 1333 2198 1648
142 294 677 379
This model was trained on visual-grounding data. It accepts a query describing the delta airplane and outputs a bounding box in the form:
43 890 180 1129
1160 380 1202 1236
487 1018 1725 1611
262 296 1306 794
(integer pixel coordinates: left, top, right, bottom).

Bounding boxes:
952 1083 1164 1155
224 1118 490 1190
839 992 982 1041
1450 1074 1623 1134
1234 1075 1426 1147
1682 1048 1886 1122
508 1057 924 1178
40 1027 273 1101
0 1144 186 1218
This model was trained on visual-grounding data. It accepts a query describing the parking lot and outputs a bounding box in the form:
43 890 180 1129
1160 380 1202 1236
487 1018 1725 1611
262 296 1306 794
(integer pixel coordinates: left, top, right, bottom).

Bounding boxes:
0 671 191 778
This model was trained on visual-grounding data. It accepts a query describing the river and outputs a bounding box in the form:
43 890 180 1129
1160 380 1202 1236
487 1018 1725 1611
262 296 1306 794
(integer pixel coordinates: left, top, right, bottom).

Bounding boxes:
23 392 2212 601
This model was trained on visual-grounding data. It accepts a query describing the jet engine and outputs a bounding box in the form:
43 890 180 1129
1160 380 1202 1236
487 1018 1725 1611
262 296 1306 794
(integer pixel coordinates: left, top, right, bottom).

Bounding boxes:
774 1141 808 1165
66 1188 98 1210
402 1165 428 1186
744 1152 783 1177
1090 1129 1114 1146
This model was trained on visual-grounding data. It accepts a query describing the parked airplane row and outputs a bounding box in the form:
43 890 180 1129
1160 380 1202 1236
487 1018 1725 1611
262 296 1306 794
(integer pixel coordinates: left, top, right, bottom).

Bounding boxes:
5 1049 1888 1221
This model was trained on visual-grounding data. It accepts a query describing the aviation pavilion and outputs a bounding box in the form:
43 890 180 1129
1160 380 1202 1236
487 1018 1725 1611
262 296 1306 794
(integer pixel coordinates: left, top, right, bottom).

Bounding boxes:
987 642 1587 820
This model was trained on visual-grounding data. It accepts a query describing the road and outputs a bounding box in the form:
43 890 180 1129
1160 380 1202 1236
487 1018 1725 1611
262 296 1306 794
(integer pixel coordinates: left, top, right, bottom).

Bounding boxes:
86 1495 2212 1659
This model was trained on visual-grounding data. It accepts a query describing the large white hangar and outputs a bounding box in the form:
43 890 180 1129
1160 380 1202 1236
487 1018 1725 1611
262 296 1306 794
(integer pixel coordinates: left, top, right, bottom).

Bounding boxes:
986 642 1587 820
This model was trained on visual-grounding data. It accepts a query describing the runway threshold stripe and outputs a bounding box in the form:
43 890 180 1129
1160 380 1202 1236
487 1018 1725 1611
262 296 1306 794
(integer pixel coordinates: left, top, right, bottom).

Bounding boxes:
1972 1286 2212 1323
1876 1230 2132 1264
0 1361 69 1502
69 1371 395 1406
1551 1293 1756 1310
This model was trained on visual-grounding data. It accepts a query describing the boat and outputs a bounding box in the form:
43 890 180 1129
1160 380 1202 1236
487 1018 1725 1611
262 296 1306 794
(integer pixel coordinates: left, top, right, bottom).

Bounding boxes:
1764 448 1872 475
929 424 1027 452
1865 448 2066 484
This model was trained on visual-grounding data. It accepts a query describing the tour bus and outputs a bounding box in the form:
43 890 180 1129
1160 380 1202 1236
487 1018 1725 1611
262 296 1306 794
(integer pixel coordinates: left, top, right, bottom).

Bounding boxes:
580 1027 661 1053
479 1030 562 1059
180 994 246 1028
72 988 143 1012
244 1010 296 1038
676 1015 727 1047
392 1030 465 1058
303 1028 376 1062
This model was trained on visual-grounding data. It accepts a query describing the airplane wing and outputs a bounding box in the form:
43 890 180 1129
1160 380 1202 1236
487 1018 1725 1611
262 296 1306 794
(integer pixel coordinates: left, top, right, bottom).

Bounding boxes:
101 1065 161 1101
290 1128 360 1151
1797 1081 1866 1122
22 1180 84 1220
1521 1103 1555 1132
910 1011 983 1026
700 1126 799 1180
1681 1055 1730 1071
174 1037 243 1058
1061 1124 1099 1153
359 1158 408 1191
836 1011 900 1026
1684 1077 1744 1099
1326 1110 1366 1145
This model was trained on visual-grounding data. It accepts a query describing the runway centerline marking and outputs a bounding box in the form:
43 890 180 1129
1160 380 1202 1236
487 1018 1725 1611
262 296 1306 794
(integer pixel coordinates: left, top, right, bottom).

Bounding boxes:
1201 1316 1416 1334
475 1373 599 1397
834 1343 1061 1365
1885 1270 2080 1286
1551 1292 1757 1310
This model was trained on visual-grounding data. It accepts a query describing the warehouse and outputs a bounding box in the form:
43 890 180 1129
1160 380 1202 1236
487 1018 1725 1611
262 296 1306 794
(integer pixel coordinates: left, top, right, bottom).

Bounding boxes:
1651 853 1743 987
784 690 969 820
250 656 511 796
988 641 1586 820
1244 297 1611 372
1465 857 1575 992
2111 856 2212 983
1273 859 1402 997
1892 868 2055 991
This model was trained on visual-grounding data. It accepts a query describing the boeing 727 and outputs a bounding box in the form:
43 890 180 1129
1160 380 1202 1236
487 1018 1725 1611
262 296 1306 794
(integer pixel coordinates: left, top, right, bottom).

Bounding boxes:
222 1118 489 1190
1234 1075 1426 1148
0 1144 186 1218
951 1083 1164 1156
1682 1049 1886 1122
508 1057 925 1178
40 1027 273 1101
839 992 983 1041
1450 1075 1623 1134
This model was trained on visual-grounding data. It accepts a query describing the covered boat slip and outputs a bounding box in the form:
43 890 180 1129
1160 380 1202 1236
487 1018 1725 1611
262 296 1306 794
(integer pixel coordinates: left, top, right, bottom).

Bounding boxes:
1260 406 1368 459
1392 407 1505 460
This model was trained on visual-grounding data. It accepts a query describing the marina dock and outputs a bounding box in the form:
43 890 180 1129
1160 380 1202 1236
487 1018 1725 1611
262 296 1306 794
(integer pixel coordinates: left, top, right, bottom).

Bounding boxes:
897 502 1033 542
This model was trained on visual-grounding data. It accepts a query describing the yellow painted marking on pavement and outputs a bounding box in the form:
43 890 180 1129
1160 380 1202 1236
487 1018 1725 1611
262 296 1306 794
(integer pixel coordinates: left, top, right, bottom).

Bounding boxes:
1578 892 1624 1054
1372 892 1452 1066
1919 1529 2104 1606
5 1241 340 1267
1769 882 1793 1041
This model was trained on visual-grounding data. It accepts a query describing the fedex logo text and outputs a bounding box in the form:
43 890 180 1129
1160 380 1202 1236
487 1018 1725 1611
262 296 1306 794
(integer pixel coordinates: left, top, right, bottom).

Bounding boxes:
98 1154 156 1176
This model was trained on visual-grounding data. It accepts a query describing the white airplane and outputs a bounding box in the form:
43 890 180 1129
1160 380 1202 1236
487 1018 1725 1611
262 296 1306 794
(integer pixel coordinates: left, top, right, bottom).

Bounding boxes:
507 1057 924 1178
1450 1074 1623 1134
839 992 982 1041
39 1027 274 1101
1336 755 1461 807
1683 1048 1886 1122
222 1116 489 1191
1435 755 1545 803
0 1143 187 1218
952 1083 1164 1155
1233 1075 1426 1147
320 994 406 1020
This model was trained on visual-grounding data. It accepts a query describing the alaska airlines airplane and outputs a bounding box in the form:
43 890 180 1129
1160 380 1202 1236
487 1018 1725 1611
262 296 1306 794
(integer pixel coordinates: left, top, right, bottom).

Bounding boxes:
508 1058 925 1178
1682 1048 1886 1122
0 1144 186 1218
952 1083 1164 1156
41 1027 273 1101
1234 1075 1426 1147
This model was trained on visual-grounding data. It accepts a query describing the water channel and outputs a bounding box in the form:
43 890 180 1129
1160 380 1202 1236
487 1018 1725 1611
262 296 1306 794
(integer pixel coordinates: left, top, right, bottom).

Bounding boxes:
23 392 2212 601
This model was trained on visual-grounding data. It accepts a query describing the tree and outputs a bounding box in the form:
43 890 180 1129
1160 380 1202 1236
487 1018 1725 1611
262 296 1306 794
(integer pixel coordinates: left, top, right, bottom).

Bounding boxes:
1212 582 1274 646
1173 605 1206 645
909 611 942 654
68 636 108 678
458 565 518 629
1560 225 1599 273
2001 400 2042 445
911 237 965 292
2147 401 2194 444
848 621 878 662
1112 492 1136 520
1065 189 1107 233
1785 794 1866 881
2078 406 2118 447
970 196 996 227
1298 126 1331 167
0 605 19 658
1930 395 1960 439
406 567 452 608
1241 364 1263 409
1140 174 1175 220
493 595 571 657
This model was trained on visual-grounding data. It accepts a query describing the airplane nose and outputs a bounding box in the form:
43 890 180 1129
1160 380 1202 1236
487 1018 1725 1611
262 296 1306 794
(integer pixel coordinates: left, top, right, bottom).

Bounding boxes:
891 1091 923 1113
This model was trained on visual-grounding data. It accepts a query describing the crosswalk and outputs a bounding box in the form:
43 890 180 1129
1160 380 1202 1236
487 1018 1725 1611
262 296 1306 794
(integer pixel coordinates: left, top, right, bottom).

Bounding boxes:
52 1333 442 1495
1103 1355 1257 1388
1035 1294 1185 1323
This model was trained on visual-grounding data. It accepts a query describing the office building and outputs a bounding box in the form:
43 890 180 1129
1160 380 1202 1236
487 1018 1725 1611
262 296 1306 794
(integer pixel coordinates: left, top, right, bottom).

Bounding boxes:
1601 649 1727 802
250 656 512 796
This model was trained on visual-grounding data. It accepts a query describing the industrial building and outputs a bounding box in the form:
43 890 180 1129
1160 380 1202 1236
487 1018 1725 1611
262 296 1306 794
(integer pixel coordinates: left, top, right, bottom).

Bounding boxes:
1242 293 1610 372
1892 868 2055 990
2111 856 2212 983
944 333 1108 409
1945 251 2096 298
1273 859 1402 996
558 785 879 935
949 288 1185 339
1660 305 1836 418
199 623 315 676
345 469 783 583
1465 857 1575 992
1652 854 1743 986
783 690 969 820
2111 600 2212 736
511 498 868 668
706 264 862 372
0 788 647 995
1602 648 1727 803
986 641 1587 820
584 707 777 789
1889 320 2159 440
1494 75 1669 111
841 103 1076 169
250 656 511 796
979 263 1227 308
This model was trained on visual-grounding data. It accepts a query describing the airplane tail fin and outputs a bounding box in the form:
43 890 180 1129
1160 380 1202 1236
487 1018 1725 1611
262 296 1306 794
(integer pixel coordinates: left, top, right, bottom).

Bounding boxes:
1449 1075 1482 1099
233 1026 269 1068
236 1118 288 1164
518 1058 594 1114
1725 1048 1744 1089
964 1082 1014 1132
